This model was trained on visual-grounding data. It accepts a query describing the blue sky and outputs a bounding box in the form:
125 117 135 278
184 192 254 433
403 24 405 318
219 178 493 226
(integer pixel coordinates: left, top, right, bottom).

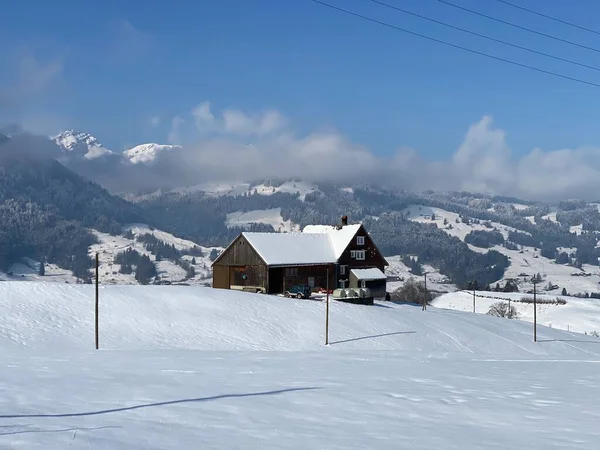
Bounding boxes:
2 0 600 162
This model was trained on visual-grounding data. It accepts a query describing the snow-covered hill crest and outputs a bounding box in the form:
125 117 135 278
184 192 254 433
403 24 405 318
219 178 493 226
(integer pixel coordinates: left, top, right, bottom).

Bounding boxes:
53 130 113 160
123 143 182 164
2 282 599 354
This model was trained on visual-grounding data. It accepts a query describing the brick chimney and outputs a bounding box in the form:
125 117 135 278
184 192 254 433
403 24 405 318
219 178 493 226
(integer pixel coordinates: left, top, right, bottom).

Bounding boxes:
341 215 348 227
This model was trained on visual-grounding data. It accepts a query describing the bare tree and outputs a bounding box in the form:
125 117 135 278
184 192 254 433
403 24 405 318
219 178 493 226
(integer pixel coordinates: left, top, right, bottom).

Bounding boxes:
487 301 519 319
391 277 432 305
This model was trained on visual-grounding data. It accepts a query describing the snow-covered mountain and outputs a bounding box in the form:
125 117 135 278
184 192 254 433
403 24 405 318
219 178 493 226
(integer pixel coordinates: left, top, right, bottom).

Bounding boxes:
53 130 113 160
123 143 182 164
53 129 181 165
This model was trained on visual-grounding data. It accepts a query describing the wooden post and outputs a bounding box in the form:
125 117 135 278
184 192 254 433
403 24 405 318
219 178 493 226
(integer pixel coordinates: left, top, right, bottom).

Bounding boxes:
422 272 427 311
533 281 537 342
325 267 330 345
473 285 476 313
95 252 99 350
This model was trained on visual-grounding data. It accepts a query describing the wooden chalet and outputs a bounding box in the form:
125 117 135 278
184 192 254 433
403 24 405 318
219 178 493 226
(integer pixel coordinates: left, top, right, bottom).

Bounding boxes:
212 216 388 299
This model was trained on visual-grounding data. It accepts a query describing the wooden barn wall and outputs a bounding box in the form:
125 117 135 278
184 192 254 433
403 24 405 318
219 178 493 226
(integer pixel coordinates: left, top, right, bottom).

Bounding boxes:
212 265 230 289
214 235 266 267
229 265 268 289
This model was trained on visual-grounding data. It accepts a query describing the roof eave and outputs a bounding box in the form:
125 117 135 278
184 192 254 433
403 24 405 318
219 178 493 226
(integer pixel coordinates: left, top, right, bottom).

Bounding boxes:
267 262 337 268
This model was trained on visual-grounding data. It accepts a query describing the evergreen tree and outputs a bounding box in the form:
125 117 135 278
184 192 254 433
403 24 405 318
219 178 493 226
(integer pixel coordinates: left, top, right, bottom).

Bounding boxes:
555 252 569 265
561 287 567 296
38 257 45 276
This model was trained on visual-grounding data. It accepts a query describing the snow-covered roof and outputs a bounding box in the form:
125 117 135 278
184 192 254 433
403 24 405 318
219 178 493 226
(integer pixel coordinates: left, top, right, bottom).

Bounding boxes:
302 224 361 259
242 232 336 266
351 268 386 281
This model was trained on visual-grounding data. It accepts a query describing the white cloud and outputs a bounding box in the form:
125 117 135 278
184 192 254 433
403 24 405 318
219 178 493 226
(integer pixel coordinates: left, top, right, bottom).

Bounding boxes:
154 104 600 201
108 20 152 64
191 101 216 134
0 51 63 109
167 116 184 144
186 101 287 137
222 109 286 136
150 116 161 127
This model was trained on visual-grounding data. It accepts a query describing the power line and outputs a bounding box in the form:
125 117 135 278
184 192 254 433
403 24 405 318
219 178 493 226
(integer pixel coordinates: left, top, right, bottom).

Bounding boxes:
491 0 600 36
308 0 600 88
433 0 600 54
369 0 600 73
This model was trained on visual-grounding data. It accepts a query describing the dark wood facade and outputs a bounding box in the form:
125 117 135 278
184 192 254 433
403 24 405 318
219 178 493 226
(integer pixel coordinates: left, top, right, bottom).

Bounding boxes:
334 225 387 290
270 264 336 293
212 224 388 297
212 235 268 293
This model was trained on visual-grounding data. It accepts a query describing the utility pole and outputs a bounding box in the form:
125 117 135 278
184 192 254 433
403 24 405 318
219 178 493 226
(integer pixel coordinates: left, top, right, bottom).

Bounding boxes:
95 252 99 350
533 278 537 342
325 267 330 345
422 272 427 311
473 282 476 313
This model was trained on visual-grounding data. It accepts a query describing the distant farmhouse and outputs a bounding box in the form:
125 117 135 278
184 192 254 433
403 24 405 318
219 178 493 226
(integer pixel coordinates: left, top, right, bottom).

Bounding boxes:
212 216 388 299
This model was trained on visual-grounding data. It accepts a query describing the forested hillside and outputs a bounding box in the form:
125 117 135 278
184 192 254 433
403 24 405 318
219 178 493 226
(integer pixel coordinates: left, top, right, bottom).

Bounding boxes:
3 136 600 290
135 183 600 288
0 154 146 279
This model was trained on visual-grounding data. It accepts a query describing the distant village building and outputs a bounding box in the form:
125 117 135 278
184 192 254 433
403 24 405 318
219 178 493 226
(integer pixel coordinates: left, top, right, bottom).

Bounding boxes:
212 216 388 299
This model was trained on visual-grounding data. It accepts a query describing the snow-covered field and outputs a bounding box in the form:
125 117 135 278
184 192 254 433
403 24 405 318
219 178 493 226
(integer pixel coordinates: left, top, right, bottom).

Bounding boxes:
226 207 299 232
403 204 600 296
2 283 600 449
403 204 527 241
0 224 221 286
176 180 319 201
434 290 600 335
385 256 456 294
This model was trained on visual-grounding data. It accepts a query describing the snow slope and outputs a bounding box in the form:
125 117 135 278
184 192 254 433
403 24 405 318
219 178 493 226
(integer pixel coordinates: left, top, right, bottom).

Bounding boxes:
90 225 218 285
1 282 599 354
385 256 456 293
403 204 527 241
2 284 600 449
226 207 299 232
403 204 600 296
434 290 600 335
250 180 317 200
123 143 181 164
3 351 600 450
175 180 319 201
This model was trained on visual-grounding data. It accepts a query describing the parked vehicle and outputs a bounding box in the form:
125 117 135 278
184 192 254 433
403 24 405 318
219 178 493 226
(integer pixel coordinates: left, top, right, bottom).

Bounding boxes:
284 284 312 299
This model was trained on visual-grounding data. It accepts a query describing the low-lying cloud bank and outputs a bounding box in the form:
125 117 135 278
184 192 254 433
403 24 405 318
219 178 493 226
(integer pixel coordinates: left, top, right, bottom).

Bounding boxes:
2 102 600 202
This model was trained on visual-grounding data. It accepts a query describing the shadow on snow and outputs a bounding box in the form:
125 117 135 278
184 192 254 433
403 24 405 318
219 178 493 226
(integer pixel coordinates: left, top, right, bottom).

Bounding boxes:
0 425 119 436
0 387 320 419
330 331 416 345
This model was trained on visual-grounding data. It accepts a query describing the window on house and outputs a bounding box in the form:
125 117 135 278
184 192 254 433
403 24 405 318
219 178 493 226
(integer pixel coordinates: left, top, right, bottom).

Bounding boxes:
339 265 346 275
355 250 366 260
357 236 365 246
339 279 346 288
350 250 357 258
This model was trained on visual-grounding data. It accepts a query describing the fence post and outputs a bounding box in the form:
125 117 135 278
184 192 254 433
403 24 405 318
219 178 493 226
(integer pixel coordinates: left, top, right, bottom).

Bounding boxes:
325 267 330 345
95 252 99 350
